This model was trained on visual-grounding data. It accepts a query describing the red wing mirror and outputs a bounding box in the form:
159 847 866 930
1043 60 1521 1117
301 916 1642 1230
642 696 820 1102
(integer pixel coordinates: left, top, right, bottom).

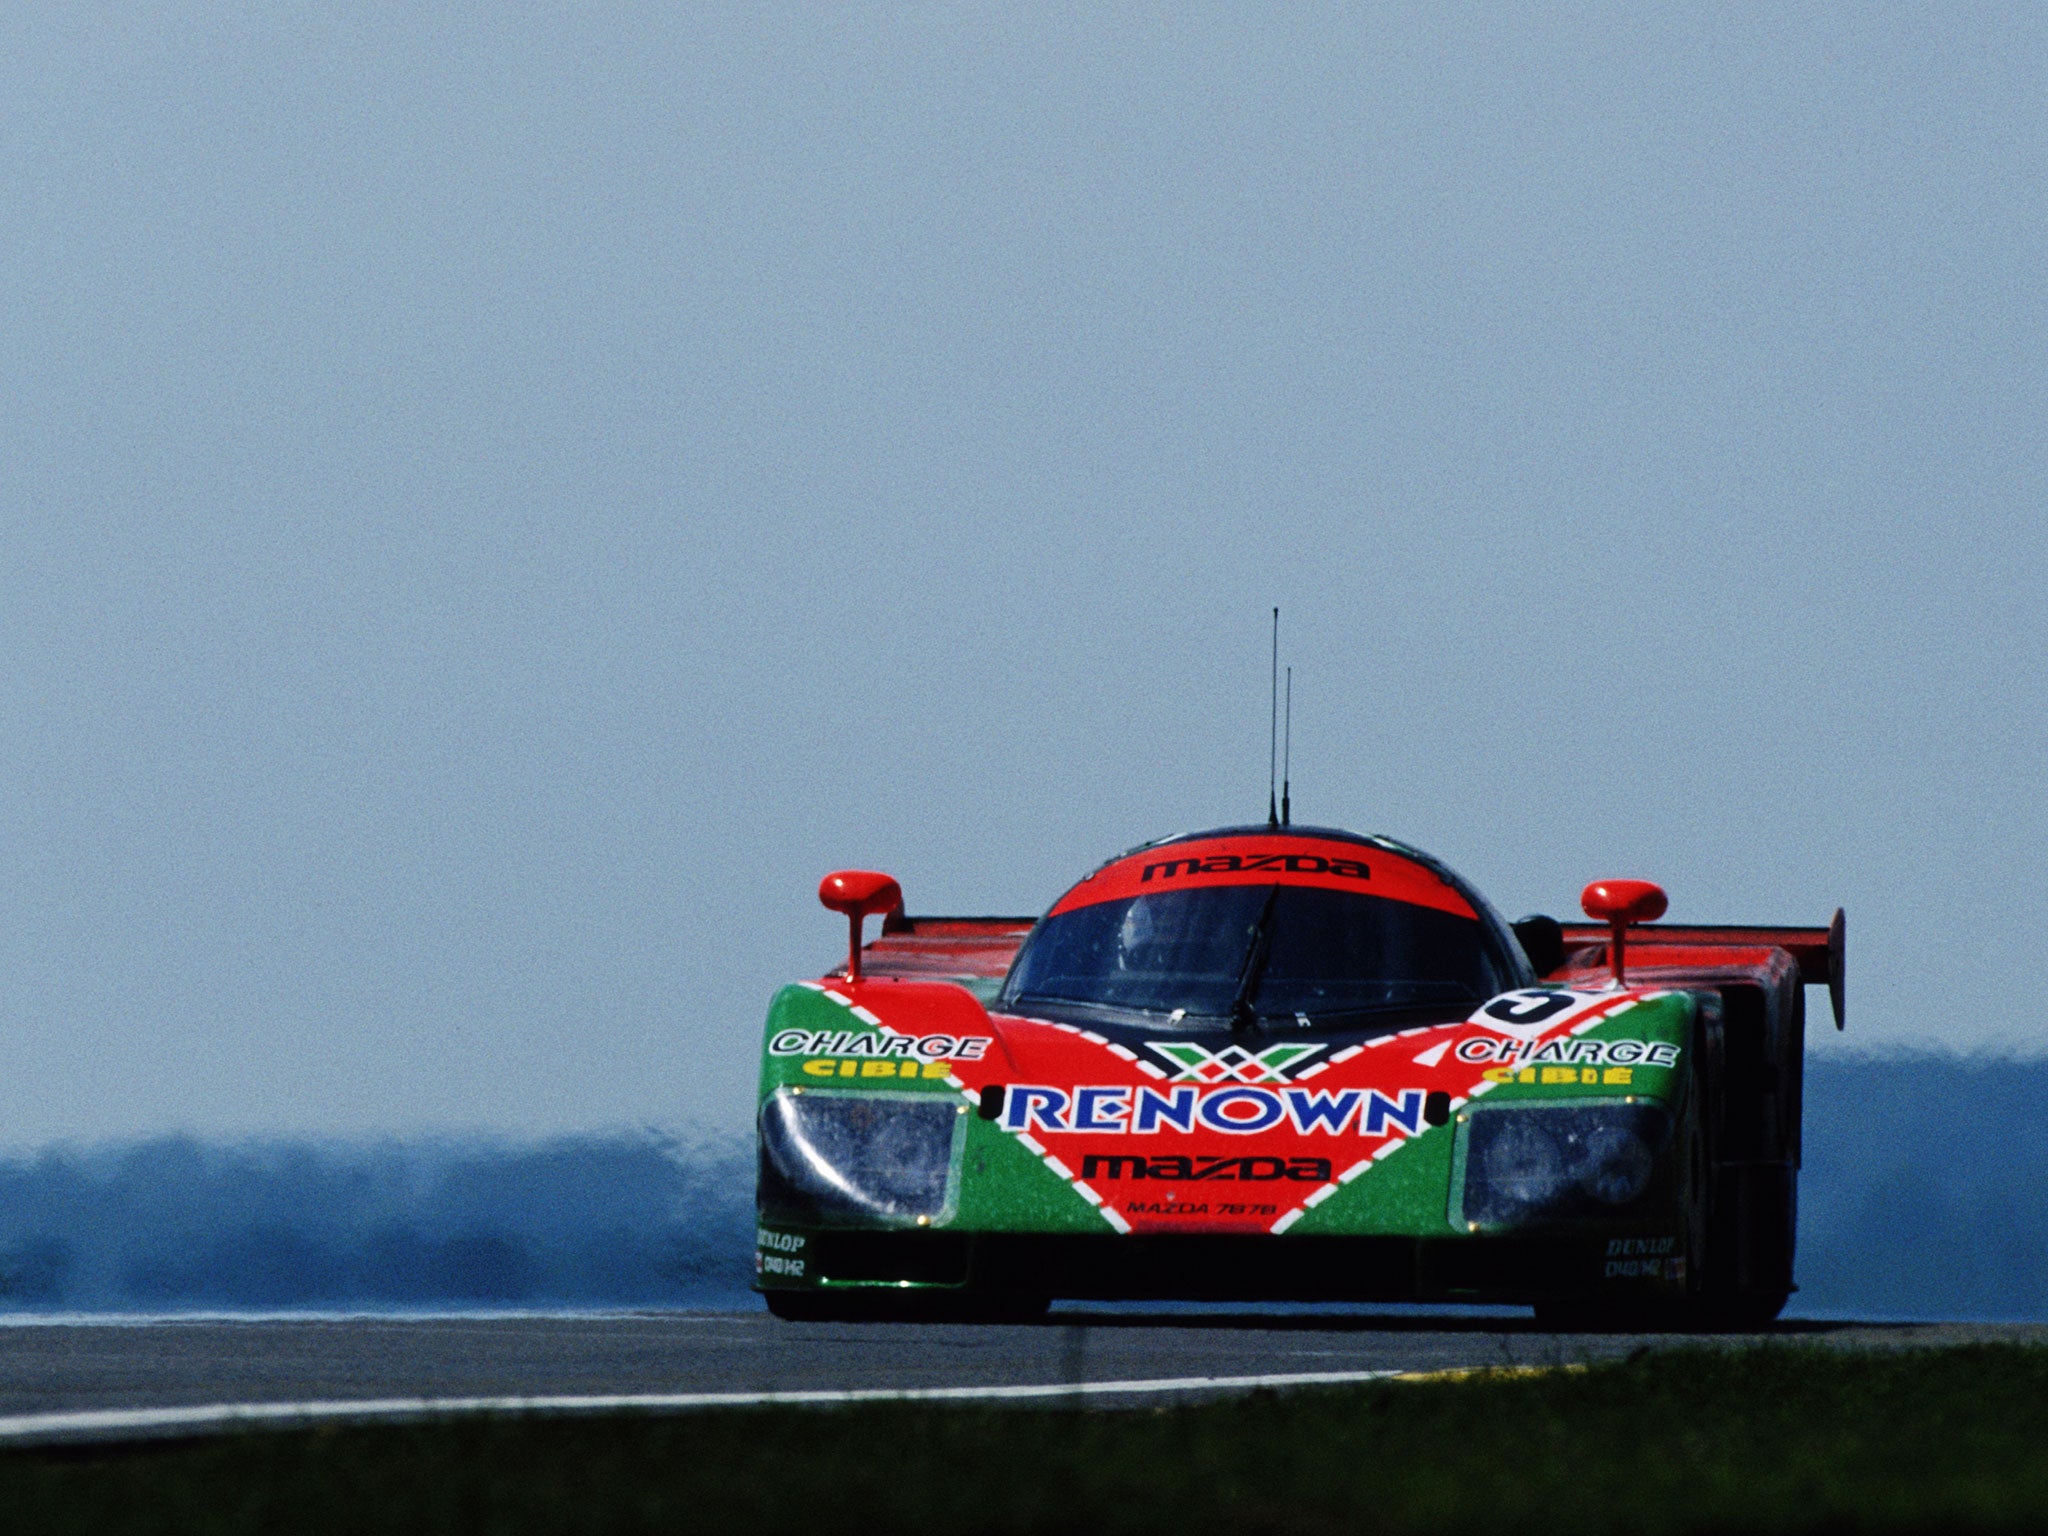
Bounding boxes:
1580 879 1668 987
818 870 903 984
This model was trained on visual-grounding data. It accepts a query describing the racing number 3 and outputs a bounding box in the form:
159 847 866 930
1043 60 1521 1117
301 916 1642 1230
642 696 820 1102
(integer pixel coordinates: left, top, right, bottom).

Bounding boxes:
1482 991 1578 1027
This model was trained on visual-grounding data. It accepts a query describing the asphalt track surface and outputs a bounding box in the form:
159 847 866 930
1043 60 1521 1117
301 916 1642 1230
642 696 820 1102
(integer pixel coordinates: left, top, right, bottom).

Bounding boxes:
0 1310 2040 1442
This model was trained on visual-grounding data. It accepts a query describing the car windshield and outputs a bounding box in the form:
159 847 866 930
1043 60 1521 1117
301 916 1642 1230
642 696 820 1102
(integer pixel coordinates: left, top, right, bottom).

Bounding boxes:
1001 884 1507 1029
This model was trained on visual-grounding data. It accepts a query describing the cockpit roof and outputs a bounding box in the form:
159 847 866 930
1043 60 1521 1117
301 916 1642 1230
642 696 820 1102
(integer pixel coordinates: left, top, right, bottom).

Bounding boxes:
1047 824 1483 921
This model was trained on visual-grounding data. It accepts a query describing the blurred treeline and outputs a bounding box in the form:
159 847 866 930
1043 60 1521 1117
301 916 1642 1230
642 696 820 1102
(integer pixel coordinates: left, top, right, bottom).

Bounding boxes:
0 1059 2030 1317
0 1130 755 1309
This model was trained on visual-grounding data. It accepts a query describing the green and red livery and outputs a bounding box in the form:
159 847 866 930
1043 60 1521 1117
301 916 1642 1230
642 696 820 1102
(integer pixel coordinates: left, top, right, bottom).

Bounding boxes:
755 825 1843 1326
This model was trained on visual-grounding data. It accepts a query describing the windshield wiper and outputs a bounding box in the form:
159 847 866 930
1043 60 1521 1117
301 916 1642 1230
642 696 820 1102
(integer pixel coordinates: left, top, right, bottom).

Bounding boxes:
1228 885 1283 1036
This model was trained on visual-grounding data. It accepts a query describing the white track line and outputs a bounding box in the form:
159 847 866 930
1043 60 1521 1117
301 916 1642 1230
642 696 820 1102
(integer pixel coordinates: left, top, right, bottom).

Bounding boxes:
0 1369 1413 1445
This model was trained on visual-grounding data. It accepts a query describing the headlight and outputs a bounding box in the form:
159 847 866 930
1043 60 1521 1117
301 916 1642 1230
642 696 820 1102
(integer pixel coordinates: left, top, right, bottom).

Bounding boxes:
758 1089 963 1225
1461 1103 1671 1229
1582 1123 1657 1205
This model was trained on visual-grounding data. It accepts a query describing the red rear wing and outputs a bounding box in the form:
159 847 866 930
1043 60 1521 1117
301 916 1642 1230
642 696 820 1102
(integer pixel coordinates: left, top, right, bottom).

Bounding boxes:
1558 909 1846 1029
840 909 1850 1030
849 915 1037 982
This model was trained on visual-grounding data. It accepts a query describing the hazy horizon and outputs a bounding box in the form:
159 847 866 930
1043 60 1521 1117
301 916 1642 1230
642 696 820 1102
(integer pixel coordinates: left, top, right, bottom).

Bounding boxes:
0 1056 2023 1321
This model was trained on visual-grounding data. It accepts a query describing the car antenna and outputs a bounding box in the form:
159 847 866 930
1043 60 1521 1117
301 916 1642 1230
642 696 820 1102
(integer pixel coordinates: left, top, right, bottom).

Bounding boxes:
1281 665 1292 826
1267 608 1280 828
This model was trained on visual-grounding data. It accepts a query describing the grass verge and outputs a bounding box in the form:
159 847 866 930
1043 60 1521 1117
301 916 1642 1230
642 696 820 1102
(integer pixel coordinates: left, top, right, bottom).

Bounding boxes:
4 1343 2047 1533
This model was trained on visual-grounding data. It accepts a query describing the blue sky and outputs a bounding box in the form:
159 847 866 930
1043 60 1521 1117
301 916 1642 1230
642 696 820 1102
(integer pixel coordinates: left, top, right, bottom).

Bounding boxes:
0 5 2041 1142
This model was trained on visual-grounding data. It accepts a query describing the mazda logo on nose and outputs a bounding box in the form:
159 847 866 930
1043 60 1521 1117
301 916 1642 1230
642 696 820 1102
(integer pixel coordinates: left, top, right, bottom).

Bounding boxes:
1140 852 1371 882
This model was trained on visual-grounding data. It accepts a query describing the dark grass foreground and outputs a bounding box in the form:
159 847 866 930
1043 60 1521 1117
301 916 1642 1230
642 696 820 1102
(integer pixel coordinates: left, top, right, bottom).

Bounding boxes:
5 1345 2048 1534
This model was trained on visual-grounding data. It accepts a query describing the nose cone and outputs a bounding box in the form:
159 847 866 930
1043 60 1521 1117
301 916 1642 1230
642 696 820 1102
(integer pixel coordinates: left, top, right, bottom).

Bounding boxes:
1580 879 1668 927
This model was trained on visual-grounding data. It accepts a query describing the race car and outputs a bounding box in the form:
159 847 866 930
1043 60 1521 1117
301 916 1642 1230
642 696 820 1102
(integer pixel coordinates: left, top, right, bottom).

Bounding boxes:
754 823 1843 1327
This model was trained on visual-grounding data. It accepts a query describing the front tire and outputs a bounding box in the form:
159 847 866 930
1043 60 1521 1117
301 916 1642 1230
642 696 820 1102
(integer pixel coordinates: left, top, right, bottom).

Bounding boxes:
1534 996 1795 1335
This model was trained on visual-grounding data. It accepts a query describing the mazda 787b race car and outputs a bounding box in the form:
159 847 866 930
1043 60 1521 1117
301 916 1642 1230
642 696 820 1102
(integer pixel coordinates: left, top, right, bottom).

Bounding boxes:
754 825 1844 1327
